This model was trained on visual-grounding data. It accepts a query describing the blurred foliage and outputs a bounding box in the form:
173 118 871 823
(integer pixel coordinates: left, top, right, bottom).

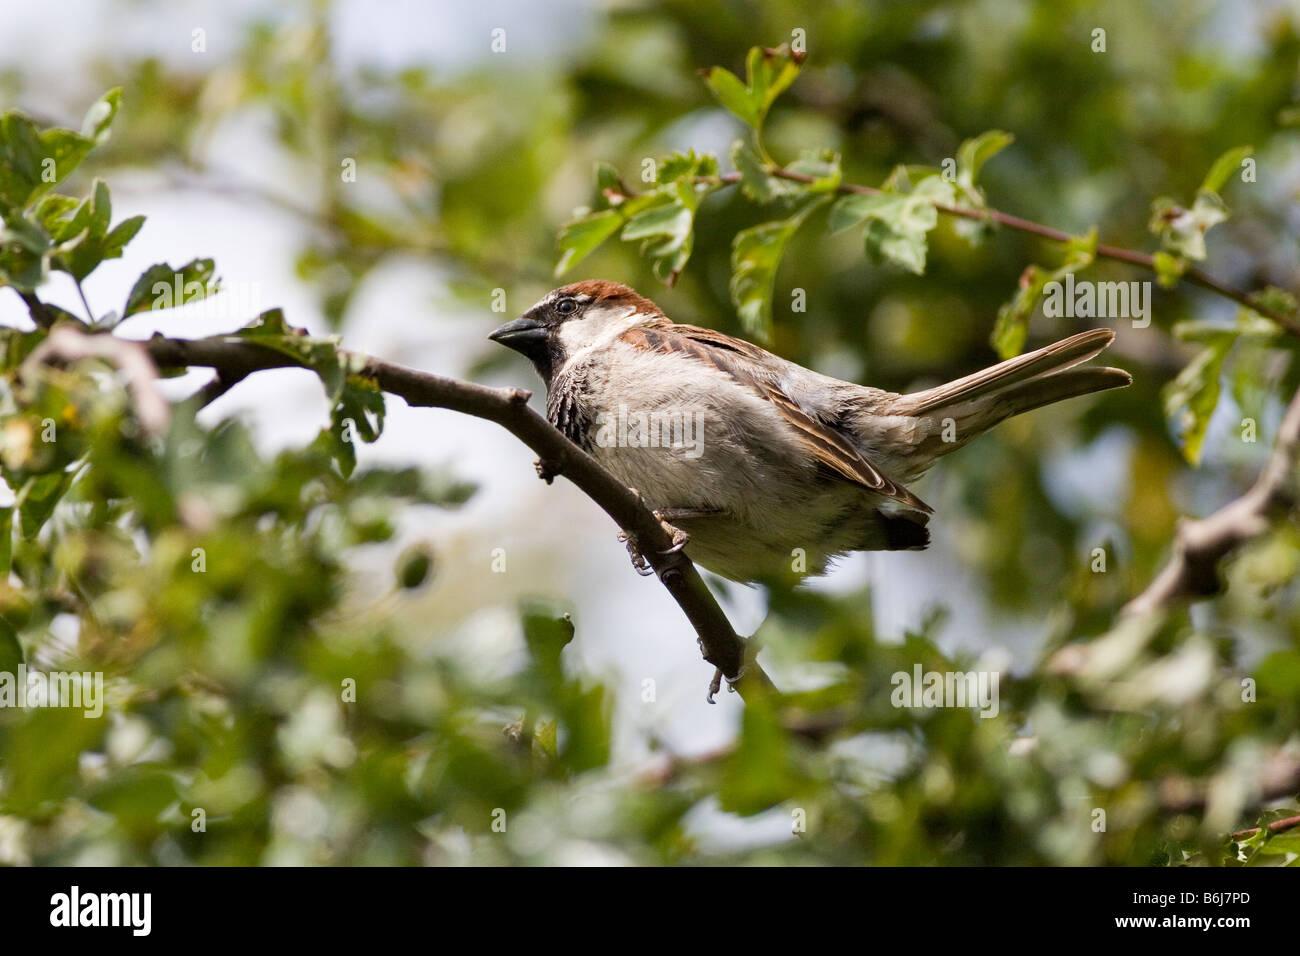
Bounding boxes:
1 0 1300 865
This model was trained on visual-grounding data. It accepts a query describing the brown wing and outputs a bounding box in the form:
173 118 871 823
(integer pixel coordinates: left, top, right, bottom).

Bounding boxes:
623 323 932 514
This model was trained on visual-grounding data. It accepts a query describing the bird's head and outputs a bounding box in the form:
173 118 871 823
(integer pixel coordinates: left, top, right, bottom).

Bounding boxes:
488 280 663 384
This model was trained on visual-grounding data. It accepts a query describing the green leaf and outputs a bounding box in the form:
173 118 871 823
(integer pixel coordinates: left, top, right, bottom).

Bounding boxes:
702 66 759 127
730 195 828 341
621 200 692 241
745 45 802 121
718 695 799 815
0 111 96 213
556 152 718 284
956 129 1014 190
1152 250 1187 288
17 471 71 538
1249 285 1299 320
784 149 842 193
621 194 695 283
992 276 1038 359
990 230 1097 358
84 767 180 832
655 150 718 186
732 139 778 202
33 193 80 230
123 259 218 317
554 209 622 276
558 681 611 774
2 214 50 254
0 214 50 291
327 375 386 478
830 176 955 275
0 506 11 576
864 216 927 274
396 546 434 590
619 169 712 285
522 605 575 691
702 45 803 132
734 143 840 203
593 161 624 204
1149 191 1229 261
1200 145 1253 195
1162 334 1235 465
238 315 379 465
1257 827 1300 856
0 615 22 676
828 192 899 234
235 307 291 337
80 88 123 144
47 180 147 282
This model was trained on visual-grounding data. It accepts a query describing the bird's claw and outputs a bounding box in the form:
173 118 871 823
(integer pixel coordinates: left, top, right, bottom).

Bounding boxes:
652 511 691 554
705 664 746 704
618 530 656 576
617 493 692 574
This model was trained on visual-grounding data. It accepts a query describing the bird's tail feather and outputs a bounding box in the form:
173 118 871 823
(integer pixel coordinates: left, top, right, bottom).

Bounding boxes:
989 365 1131 419
891 328 1121 417
885 329 1130 470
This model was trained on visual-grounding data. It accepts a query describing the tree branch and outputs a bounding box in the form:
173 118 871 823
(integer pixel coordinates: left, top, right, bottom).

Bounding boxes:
140 333 775 700
15 290 58 330
21 325 171 436
1231 813 1300 842
1123 383 1300 617
1159 748 1300 815
710 167 1300 338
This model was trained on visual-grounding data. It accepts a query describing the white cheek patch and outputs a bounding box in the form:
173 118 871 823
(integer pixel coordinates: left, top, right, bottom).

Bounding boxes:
557 303 640 360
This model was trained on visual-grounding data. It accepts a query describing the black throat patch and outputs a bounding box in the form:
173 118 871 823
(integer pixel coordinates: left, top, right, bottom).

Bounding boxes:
546 372 593 450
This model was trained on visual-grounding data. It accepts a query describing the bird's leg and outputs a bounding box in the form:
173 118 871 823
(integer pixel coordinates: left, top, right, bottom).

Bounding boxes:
618 497 718 573
618 488 658 575
617 528 656 576
653 507 720 553
706 648 752 704
707 668 724 704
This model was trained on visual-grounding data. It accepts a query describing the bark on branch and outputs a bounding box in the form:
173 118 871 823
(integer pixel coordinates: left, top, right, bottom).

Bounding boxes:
1123 384 1300 617
141 333 773 699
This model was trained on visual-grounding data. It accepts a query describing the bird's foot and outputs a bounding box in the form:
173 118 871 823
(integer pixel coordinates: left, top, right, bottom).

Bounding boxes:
652 510 691 553
617 496 702 573
617 529 656 576
706 663 746 704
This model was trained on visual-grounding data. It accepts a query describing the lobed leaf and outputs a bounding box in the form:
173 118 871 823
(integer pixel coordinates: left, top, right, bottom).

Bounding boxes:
730 195 828 341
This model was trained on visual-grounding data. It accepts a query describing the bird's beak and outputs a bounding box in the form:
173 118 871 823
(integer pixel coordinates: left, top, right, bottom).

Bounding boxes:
488 316 547 354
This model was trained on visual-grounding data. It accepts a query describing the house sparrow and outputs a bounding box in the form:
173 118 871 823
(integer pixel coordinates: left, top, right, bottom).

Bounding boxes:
489 280 1130 583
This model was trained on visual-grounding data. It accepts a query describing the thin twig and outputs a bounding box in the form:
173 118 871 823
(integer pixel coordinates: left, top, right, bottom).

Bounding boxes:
1160 749 1300 814
13 289 57 329
706 167 1300 338
73 278 96 325
1231 814 1300 841
21 325 171 436
1123 384 1300 617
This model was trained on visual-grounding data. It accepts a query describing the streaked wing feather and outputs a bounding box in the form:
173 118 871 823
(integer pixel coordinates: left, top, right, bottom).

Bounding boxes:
624 324 932 514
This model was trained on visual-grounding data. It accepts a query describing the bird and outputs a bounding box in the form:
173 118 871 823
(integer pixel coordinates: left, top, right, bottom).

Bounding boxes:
489 280 1130 583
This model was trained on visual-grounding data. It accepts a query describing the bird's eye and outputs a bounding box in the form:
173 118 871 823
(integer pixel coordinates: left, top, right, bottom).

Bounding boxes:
555 297 577 315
